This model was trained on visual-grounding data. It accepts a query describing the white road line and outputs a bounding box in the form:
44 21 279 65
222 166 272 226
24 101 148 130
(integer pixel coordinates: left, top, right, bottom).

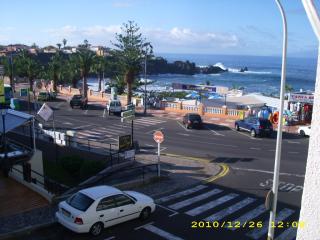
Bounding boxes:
287 141 300 144
157 204 179 215
275 227 297 240
72 124 92 130
136 118 166 124
250 147 261 150
104 237 115 240
204 197 256 221
176 121 192 132
246 208 295 240
205 125 225 136
157 185 208 203
84 109 88 114
134 222 154 230
229 204 267 231
185 193 238 216
132 121 155 126
168 189 222 210
231 167 305 178
142 225 184 240
145 144 154 147
169 212 179 217
288 151 299 154
177 133 190 136
62 122 73 125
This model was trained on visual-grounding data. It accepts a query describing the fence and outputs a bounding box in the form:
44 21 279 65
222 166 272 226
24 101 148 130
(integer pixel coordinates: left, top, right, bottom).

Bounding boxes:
10 165 70 195
160 101 245 120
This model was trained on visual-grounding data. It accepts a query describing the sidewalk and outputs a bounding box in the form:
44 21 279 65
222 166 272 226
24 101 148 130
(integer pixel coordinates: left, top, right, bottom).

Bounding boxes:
0 154 222 239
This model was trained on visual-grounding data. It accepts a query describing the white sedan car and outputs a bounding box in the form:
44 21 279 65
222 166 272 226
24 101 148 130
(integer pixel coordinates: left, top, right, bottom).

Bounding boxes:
298 125 311 137
56 186 156 236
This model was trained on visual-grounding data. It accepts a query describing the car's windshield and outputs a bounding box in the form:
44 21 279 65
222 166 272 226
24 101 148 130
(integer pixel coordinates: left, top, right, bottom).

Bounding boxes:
189 114 201 121
66 192 94 211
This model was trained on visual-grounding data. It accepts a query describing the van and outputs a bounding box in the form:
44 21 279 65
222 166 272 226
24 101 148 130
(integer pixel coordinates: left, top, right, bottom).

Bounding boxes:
107 100 122 115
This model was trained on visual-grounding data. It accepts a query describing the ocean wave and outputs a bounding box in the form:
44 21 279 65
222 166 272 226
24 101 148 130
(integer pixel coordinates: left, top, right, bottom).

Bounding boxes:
214 62 271 75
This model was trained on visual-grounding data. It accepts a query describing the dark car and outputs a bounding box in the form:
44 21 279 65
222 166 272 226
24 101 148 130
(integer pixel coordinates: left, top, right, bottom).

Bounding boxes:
70 95 88 109
183 113 203 129
235 117 273 137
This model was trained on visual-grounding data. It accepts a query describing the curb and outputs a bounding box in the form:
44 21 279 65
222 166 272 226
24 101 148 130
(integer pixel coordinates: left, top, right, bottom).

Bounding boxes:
0 221 56 240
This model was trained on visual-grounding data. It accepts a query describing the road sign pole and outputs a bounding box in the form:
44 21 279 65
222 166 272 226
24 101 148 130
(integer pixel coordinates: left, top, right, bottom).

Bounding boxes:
131 119 133 148
157 142 160 177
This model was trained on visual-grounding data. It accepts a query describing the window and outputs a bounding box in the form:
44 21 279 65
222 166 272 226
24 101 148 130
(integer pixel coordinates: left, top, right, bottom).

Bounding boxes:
113 194 135 207
96 197 117 211
66 193 94 212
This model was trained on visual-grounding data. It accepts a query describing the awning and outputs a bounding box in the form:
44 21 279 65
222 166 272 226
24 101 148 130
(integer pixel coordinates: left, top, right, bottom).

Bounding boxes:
0 109 33 133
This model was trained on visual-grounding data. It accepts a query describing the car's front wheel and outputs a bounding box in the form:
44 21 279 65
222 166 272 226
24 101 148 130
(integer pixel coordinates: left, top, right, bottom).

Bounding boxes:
90 222 103 236
140 207 151 220
299 130 306 137
250 129 256 137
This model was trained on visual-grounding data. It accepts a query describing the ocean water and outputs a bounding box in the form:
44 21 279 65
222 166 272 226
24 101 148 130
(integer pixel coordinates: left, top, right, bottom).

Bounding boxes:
88 54 317 96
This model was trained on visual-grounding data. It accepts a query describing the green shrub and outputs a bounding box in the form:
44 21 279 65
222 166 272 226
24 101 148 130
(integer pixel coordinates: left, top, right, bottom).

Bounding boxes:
60 155 84 178
79 160 105 181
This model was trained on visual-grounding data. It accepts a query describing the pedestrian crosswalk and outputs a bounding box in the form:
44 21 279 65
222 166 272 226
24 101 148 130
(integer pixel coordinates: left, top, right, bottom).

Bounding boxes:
138 184 299 240
73 117 166 140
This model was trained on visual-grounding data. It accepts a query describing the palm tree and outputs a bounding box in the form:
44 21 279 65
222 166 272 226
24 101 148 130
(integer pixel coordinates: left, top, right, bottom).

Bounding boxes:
48 52 64 91
56 43 62 50
74 47 96 98
66 54 81 88
285 83 294 93
62 38 67 48
112 21 152 105
15 50 41 91
93 56 106 92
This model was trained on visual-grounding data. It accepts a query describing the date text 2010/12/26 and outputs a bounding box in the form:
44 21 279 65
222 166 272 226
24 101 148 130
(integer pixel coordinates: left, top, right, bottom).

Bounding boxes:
191 221 305 229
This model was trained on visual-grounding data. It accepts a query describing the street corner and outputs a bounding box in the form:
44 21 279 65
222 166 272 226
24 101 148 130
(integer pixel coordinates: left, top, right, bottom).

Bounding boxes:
202 163 230 184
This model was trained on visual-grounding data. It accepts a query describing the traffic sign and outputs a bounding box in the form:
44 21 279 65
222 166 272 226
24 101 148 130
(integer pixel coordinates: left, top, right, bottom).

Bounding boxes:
125 104 135 111
121 109 135 118
121 115 135 122
153 131 164 143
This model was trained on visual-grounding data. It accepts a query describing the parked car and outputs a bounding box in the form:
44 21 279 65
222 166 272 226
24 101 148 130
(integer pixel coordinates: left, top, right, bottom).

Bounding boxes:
37 91 50 101
298 125 311 137
70 95 88 109
235 117 273 137
107 100 122 115
182 113 203 129
55 186 155 236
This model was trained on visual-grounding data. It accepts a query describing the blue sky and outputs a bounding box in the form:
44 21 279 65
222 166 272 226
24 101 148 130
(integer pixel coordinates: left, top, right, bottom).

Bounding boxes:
0 0 318 56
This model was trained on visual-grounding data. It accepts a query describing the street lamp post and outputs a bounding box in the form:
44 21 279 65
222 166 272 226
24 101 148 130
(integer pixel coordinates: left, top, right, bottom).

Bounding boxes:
144 53 147 115
267 1 287 239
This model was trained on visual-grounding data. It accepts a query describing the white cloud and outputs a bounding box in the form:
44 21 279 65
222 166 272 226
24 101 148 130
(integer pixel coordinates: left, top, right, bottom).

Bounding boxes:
43 25 239 52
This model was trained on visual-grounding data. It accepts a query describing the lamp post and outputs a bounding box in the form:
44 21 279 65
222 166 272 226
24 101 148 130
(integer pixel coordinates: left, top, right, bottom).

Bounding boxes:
144 52 147 115
267 0 287 239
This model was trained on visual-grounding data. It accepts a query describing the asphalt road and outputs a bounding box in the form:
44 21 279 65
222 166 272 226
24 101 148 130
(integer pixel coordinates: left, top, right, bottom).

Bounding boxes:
19 99 308 240
15 182 301 240
35 100 308 207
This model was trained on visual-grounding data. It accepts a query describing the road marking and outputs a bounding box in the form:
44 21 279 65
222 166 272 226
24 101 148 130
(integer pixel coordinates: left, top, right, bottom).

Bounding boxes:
157 204 179 216
157 185 208 203
104 237 115 240
229 204 267 231
205 125 225 136
260 179 303 192
249 147 261 150
203 163 229 183
287 141 300 144
142 225 184 240
168 212 179 217
146 128 164 134
102 109 107 118
246 208 295 240
288 151 299 154
185 193 238 216
84 109 88 114
231 167 305 178
168 189 222 210
177 133 190 136
204 197 256 221
134 222 154 230
176 121 192 132
62 122 73 125
145 144 154 147
275 227 297 240
72 124 92 130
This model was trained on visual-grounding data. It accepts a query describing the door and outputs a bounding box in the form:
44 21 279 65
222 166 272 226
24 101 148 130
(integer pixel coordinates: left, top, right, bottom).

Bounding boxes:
96 196 119 227
113 194 139 223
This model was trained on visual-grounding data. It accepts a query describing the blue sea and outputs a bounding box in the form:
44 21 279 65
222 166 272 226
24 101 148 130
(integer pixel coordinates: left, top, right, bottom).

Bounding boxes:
88 54 317 96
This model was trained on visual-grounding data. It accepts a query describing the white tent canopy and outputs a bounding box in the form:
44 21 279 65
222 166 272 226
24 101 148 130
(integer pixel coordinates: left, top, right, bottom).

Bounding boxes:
0 109 33 133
